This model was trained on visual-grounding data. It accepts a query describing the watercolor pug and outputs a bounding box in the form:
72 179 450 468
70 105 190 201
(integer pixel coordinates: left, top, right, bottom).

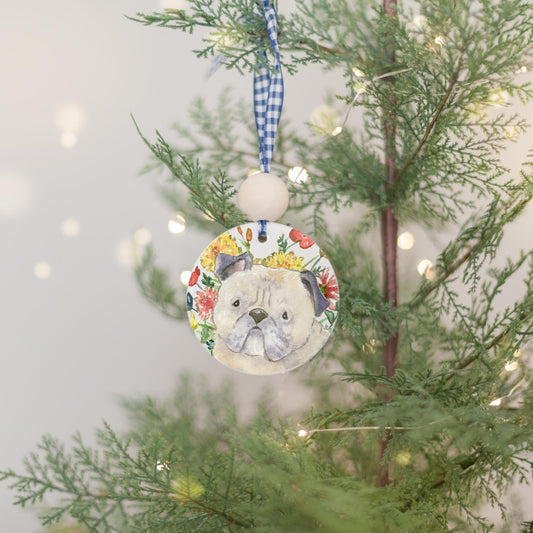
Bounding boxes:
187 222 339 375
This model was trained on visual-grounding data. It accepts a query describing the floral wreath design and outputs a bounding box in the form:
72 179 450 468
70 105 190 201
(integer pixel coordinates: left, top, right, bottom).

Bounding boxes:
186 222 339 356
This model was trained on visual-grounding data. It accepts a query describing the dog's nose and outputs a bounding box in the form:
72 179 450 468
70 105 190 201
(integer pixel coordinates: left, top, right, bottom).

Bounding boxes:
249 308 268 324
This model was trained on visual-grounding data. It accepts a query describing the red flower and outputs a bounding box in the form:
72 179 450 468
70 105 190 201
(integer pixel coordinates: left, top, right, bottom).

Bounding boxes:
289 229 315 249
195 287 218 320
188 266 201 287
318 268 339 309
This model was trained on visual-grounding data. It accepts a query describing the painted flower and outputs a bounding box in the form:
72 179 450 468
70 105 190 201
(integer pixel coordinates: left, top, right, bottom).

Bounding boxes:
246 227 253 242
188 266 201 287
289 228 315 249
200 233 241 272
318 268 339 308
261 251 305 270
195 287 218 320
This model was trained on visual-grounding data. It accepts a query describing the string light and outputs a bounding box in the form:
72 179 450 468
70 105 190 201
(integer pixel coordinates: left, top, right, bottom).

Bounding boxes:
288 167 309 184
488 380 524 407
352 68 366 78
434 35 445 46
412 15 428 28
0 173 34 218
134 227 152 246
489 398 502 407
60 131 78 149
334 68 412 135
513 349 522 358
397 231 415 250
34 261 51 280
297 425 418 438
517 66 528 73
180 270 192 286
61 218 81 238
488 89 509 108
417 258 433 276
309 105 341 136
156 460 170 471
504 360 518 372
168 213 186 234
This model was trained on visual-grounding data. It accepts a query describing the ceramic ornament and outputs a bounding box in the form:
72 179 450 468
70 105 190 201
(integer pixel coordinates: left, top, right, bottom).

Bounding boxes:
185 0 339 374
186 222 339 374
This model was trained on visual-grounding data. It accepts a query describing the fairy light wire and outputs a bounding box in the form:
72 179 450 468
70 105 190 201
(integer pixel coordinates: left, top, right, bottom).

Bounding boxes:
336 68 412 134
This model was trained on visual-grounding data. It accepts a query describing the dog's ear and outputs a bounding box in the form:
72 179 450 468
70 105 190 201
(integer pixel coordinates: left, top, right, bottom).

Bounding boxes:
300 270 329 316
215 252 253 281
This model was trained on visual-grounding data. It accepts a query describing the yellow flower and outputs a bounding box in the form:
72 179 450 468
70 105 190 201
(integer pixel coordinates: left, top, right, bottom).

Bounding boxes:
200 233 241 272
170 476 205 503
261 251 304 270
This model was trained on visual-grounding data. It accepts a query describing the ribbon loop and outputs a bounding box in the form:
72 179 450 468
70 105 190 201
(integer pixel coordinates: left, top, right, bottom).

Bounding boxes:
254 0 284 174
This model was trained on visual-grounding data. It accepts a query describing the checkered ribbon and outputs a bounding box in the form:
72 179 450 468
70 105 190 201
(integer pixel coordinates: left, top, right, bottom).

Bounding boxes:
254 0 284 174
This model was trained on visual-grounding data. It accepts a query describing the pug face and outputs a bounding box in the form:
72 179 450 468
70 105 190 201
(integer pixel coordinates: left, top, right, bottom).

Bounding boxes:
212 253 329 367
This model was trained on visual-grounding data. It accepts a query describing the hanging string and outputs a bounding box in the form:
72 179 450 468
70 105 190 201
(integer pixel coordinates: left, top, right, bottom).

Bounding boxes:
254 0 284 174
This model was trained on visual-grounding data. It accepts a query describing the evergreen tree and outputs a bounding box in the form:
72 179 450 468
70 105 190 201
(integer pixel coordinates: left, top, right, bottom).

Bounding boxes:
2 0 533 531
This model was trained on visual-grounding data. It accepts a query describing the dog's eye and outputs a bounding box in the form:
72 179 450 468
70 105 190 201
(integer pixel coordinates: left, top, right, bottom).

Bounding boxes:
232 299 240 307
282 311 288 320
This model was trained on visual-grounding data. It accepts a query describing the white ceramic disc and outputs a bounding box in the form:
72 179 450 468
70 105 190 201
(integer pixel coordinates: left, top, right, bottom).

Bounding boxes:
186 222 339 375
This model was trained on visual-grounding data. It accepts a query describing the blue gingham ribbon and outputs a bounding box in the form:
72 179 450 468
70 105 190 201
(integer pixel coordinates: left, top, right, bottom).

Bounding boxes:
254 0 284 174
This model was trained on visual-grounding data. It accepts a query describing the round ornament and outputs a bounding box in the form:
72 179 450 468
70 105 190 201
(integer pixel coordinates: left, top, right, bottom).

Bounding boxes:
186 222 339 374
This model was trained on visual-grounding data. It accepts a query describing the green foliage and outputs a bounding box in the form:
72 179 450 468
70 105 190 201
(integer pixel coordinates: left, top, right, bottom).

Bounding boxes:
3 0 533 531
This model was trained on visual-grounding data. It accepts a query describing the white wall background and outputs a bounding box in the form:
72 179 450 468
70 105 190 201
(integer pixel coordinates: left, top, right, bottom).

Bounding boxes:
0 1 531 531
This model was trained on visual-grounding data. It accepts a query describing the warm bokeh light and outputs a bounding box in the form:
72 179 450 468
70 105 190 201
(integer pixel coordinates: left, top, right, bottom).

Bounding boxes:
61 218 81 237
504 360 518 372
168 213 186 234
434 35 445 46
417 258 433 277
310 105 340 136
134 227 152 246
34 261 51 280
331 126 343 136
397 231 415 250
288 167 309 184
297 429 308 438
489 398 502 407
180 270 192 286
0 173 34 218
60 131 78 149
352 68 365 77
56 103 86 133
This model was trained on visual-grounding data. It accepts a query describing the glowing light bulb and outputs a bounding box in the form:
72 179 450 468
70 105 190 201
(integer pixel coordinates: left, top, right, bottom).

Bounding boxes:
168 213 186 234
412 15 427 28
34 261 51 280
180 270 192 286
115 237 141 269
488 89 509 108
489 398 502 407
297 429 308 438
417 259 433 276
331 126 343 136
397 231 415 250
288 167 309 184
352 68 365 78
504 360 518 372
310 105 340 136
434 35 445 46
60 131 78 149
0 173 34 218
504 125 519 141
156 460 170 471
61 218 80 237
517 66 528 73
134 227 152 246
56 103 86 133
